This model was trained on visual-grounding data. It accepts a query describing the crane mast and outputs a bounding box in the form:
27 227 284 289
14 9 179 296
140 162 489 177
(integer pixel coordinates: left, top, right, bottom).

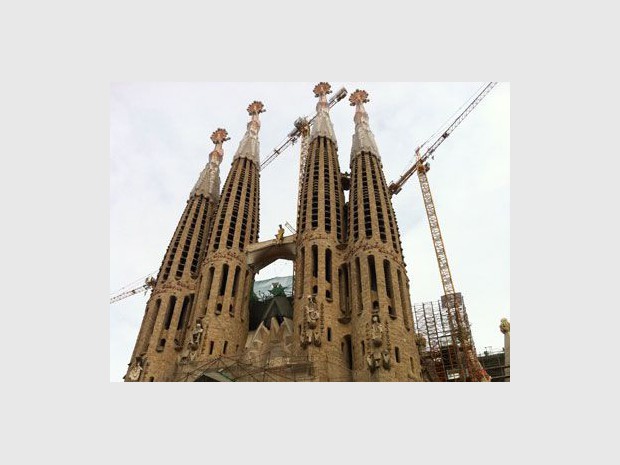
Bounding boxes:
416 151 456 296
395 83 498 381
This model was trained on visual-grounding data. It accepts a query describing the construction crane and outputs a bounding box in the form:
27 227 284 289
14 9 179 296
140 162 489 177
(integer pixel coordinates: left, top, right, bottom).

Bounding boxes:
110 275 156 304
389 82 498 381
388 82 497 195
259 87 347 171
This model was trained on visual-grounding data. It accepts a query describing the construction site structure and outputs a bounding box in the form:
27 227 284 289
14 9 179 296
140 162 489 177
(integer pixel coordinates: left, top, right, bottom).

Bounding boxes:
387 83 498 382
413 296 484 381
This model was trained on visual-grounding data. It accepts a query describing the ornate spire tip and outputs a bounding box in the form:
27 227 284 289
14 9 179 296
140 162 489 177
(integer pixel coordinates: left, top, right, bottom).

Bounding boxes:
349 89 369 106
210 128 230 145
247 101 266 116
313 82 332 97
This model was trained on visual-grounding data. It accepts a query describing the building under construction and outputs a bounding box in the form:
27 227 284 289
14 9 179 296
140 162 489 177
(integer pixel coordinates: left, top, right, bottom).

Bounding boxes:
115 82 506 382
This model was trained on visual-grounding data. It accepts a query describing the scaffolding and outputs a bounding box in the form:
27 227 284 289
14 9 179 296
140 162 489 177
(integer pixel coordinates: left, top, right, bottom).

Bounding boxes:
413 294 485 382
174 351 355 382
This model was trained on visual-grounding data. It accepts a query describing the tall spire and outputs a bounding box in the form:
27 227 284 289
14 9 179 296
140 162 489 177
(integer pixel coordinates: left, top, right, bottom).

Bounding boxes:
310 82 337 146
191 128 228 198
233 101 265 165
349 89 380 159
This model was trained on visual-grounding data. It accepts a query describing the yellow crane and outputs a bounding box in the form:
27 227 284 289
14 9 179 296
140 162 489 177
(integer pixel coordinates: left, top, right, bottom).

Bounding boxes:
389 82 498 381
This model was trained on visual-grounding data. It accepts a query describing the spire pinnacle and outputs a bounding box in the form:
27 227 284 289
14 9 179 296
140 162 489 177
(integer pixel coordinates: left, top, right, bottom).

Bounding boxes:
209 128 230 165
247 101 265 116
349 89 380 159
233 101 265 165
191 127 229 198
310 82 337 146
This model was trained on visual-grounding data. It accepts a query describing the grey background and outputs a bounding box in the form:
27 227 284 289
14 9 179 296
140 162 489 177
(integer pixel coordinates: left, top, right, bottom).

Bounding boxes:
3 0 612 463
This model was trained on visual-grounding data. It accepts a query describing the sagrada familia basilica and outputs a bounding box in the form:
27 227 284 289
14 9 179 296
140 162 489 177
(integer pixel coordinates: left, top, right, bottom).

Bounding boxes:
125 83 425 382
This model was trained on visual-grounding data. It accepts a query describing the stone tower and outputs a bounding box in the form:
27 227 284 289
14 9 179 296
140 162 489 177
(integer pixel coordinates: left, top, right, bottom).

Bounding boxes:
124 128 228 382
293 82 351 381
346 90 423 381
184 101 264 370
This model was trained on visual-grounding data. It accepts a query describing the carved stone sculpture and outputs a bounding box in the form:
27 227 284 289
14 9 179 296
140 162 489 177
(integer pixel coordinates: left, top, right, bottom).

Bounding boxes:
127 356 144 381
366 313 391 373
301 295 323 348
190 321 204 348
499 318 510 334
371 314 384 347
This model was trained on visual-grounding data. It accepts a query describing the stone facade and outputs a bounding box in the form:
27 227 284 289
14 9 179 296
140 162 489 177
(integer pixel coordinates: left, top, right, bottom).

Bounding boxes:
125 84 424 382
124 129 228 382
347 90 422 381
293 83 350 381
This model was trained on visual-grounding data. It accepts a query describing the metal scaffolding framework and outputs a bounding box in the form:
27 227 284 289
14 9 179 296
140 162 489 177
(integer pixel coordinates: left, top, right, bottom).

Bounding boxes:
413 294 488 382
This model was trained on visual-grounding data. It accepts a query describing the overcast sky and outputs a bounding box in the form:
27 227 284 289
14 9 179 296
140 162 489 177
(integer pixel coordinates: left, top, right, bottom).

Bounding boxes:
110 82 510 382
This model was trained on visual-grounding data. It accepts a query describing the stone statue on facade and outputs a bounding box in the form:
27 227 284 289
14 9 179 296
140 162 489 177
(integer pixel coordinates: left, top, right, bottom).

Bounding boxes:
190 321 204 348
371 314 384 346
366 313 391 373
127 356 144 381
275 224 284 244
301 295 323 348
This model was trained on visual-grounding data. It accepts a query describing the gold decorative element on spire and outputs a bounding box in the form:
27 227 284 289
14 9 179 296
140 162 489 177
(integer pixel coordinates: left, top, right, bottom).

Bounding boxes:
310 82 337 145
349 88 380 159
